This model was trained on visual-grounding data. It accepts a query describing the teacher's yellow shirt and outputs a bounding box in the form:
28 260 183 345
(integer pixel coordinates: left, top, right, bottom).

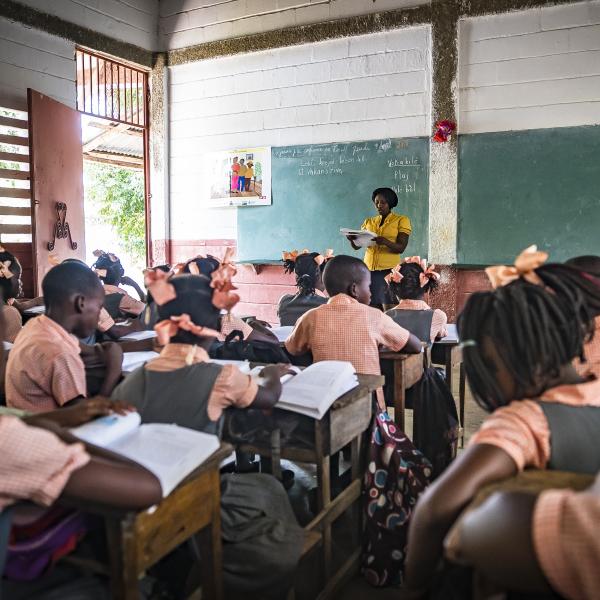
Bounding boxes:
361 212 412 271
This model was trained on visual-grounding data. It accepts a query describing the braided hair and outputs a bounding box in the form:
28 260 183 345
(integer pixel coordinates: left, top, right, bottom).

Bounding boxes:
458 263 600 413
92 252 125 285
565 255 600 278
157 274 220 345
283 252 323 296
0 249 22 301
389 262 438 302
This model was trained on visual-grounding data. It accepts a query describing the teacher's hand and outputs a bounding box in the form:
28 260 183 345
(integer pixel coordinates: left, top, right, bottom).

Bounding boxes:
373 236 389 246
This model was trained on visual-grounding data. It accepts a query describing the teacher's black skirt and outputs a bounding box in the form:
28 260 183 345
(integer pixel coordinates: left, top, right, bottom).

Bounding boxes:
370 269 394 306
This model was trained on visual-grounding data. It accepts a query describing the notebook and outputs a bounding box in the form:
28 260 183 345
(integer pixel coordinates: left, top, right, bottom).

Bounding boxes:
122 351 160 373
274 361 358 419
70 412 220 497
119 330 157 342
340 228 376 248
269 325 294 343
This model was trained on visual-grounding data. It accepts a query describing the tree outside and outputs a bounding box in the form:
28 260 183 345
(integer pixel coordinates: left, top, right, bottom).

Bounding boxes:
83 161 146 284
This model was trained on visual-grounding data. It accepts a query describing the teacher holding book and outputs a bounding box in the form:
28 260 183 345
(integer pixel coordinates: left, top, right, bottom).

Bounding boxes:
346 187 411 309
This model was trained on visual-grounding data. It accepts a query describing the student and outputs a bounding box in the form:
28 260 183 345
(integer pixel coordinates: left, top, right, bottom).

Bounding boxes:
180 252 277 342
237 158 247 192
278 249 330 326
447 471 600 600
92 250 145 319
6 262 123 412
565 255 600 379
385 257 447 343
111 271 304 597
403 250 600 596
0 247 23 342
285 255 421 376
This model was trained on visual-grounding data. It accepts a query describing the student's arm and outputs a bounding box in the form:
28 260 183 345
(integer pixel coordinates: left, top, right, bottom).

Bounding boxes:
379 313 421 354
447 491 550 593
252 364 288 409
120 276 146 302
61 453 161 509
284 314 311 356
97 342 124 396
404 444 517 593
102 319 144 341
10 296 44 313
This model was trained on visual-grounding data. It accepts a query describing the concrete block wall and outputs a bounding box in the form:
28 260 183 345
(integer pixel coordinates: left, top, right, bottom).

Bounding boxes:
160 0 429 50
459 0 600 133
17 0 159 51
0 16 76 110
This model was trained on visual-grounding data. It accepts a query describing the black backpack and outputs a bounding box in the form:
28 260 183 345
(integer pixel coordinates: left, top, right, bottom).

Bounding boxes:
410 366 459 479
209 330 290 364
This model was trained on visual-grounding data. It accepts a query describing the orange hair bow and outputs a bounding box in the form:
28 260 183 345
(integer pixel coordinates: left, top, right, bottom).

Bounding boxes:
485 245 548 289
210 247 240 312
281 249 309 262
154 313 220 345
314 249 334 266
144 268 177 306
403 256 440 288
93 249 119 263
384 264 403 284
0 261 13 280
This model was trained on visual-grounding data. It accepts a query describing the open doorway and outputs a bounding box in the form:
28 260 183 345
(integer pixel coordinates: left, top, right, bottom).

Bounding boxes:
76 49 150 290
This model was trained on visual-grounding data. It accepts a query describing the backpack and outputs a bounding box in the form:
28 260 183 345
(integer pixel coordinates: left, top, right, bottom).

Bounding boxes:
210 330 290 364
362 408 432 587
410 367 459 479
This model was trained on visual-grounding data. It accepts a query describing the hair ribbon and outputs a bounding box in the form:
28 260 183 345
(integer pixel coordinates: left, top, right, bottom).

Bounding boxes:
314 249 334 266
210 247 240 312
144 268 177 306
154 314 220 345
485 245 548 289
93 249 119 263
282 249 309 263
403 256 440 288
384 264 403 284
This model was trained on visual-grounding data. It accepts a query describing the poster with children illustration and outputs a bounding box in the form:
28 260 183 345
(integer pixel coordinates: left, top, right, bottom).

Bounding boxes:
205 147 271 207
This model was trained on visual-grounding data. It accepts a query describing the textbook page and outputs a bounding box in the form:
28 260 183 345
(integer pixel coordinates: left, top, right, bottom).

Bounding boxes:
340 228 376 248
71 414 220 497
278 361 358 418
122 351 159 373
270 325 294 343
119 330 157 341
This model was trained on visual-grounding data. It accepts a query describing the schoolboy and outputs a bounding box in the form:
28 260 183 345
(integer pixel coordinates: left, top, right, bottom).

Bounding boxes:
6 262 123 412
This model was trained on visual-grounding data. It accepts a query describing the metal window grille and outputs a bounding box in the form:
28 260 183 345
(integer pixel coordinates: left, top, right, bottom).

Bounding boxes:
76 49 148 128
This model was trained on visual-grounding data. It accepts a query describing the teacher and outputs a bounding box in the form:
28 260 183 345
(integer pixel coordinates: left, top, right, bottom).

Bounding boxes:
346 187 411 308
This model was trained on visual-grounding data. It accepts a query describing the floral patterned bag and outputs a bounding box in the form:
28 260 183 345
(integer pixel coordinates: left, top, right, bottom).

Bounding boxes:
362 409 432 587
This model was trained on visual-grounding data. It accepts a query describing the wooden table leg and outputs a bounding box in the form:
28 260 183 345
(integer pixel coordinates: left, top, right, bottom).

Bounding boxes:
393 359 406 431
105 516 139 600
445 348 453 391
315 423 332 582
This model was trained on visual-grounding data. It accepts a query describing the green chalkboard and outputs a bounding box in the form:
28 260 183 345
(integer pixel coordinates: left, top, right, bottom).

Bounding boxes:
458 126 600 265
237 138 429 261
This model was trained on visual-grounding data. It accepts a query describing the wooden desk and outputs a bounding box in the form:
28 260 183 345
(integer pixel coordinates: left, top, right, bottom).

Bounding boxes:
226 374 383 600
378 351 424 431
64 443 232 600
432 325 466 445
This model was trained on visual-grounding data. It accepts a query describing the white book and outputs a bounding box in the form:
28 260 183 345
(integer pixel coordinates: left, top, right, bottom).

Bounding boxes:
276 361 358 419
269 325 294 343
211 359 252 373
437 323 459 344
122 351 160 373
24 305 46 315
119 330 157 342
70 412 220 497
339 228 376 248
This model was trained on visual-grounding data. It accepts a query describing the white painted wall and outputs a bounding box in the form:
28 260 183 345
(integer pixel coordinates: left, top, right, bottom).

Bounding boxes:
459 0 600 133
160 0 428 50
0 16 76 110
168 26 431 242
17 0 159 51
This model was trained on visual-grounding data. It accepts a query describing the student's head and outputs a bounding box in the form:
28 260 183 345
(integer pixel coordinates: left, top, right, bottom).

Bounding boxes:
565 255 600 279
92 250 125 285
182 255 220 278
156 274 221 347
323 255 371 305
283 251 328 296
388 259 439 302
458 263 600 412
372 187 398 216
42 262 105 338
0 248 22 302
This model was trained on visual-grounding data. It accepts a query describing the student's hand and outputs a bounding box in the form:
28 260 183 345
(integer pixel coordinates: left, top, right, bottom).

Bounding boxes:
247 318 271 329
259 364 295 379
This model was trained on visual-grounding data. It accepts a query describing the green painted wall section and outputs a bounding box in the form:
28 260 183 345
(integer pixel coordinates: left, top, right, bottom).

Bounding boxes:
458 126 600 265
237 138 429 261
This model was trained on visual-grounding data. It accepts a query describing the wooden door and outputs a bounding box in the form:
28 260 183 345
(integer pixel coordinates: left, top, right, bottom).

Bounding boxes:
27 89 86 294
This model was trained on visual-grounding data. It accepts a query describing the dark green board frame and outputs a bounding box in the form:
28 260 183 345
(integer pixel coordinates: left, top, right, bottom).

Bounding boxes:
237 138 430 262
458 126 600 265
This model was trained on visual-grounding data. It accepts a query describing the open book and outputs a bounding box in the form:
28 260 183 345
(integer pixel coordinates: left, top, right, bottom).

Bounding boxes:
119 330 157 342
275 361 358 419
340 228 376 248
122 351 160 373
70 412 220 497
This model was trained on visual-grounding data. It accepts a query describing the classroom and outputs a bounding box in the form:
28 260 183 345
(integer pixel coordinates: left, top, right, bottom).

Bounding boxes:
0 0 599 599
